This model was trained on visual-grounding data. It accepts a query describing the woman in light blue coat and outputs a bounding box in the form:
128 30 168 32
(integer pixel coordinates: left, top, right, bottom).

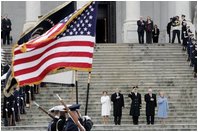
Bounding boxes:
157 91 169 125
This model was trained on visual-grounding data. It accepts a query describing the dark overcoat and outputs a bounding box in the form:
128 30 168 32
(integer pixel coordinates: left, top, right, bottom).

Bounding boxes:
144 93 157 116
111 93 124 117
128 92 141 116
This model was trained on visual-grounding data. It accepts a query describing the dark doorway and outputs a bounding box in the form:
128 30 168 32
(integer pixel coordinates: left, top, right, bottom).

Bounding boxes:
96 19 106 43
96 1 116 43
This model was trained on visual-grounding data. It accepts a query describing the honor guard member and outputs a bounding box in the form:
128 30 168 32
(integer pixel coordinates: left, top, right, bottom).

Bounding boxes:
128 86 142 125
19 87 26 114
13 87 21 122
2 96 10 126
64 104 81 131
192 39 197 78
55 106 67 131
48 106 62 131
64 104 93 131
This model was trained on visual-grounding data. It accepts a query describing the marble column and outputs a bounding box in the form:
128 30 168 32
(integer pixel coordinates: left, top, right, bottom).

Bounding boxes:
23 1 41 32
168 1 190 20
123 1 140 43
175 1 190 20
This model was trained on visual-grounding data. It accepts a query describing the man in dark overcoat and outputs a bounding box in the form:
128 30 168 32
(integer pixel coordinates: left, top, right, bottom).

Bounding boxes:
111 88 124 125
144 88 157 125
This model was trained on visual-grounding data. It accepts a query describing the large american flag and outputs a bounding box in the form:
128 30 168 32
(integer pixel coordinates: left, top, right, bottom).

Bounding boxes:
12 1 98 86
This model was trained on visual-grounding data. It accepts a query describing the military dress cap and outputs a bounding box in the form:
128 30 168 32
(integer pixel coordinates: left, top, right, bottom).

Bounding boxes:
68 104 81 111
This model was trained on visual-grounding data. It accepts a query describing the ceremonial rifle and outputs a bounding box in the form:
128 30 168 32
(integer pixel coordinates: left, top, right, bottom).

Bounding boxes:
33 101 55 119
56 94 86 131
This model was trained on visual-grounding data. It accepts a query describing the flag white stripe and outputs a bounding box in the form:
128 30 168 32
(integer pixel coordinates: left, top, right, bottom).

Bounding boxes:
14 46 93 71
15 57 92 81
14 46 93 61
14 35 95 54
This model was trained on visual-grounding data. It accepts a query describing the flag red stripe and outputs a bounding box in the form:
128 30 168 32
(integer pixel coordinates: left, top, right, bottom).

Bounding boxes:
14 52 92 76
18 62 92 86
14 51 93 65
14 38 55 54
14 41 94 55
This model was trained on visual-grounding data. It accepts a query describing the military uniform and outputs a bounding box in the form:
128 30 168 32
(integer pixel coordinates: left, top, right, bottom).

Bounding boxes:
48 116 59 131
128 92 141 125
48 104 93 131
64 117 79 131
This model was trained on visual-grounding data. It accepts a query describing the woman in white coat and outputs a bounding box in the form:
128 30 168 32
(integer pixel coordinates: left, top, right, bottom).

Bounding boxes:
101 91 111 124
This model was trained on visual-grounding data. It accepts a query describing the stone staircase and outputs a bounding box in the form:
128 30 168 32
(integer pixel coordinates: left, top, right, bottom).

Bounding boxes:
1 43 197 131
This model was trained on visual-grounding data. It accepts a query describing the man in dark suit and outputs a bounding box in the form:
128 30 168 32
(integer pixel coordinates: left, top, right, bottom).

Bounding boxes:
2 14 12 45
137 16 145 44
144 88 157 125
128 86 141 125
111 88 124 125
167 18 172 43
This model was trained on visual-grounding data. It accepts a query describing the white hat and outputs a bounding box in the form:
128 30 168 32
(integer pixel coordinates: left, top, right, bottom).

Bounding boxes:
48 105 72 112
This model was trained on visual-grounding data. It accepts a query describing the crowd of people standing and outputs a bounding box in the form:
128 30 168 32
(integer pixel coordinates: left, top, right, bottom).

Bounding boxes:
167 14 197 78
137 16 160 44
137 14 197 78
1 62 40 126
101 87 169 125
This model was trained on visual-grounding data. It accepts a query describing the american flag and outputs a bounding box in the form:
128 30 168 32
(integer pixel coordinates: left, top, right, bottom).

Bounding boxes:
12 1 98 86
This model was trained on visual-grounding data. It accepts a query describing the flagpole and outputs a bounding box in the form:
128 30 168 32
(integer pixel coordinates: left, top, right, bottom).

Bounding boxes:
75 70 78 104
85 72 91 115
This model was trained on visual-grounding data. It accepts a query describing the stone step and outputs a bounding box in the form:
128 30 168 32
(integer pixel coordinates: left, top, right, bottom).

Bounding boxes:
94 54 187 56
1 43 196 130
43 84 196 88
38 90 196 94
93 60 190 63
92 124 197 131
16 116 197 121
34 93 196 99
18 112 197 118
94 58 188 61
15 120 197 127
1 124 197 131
